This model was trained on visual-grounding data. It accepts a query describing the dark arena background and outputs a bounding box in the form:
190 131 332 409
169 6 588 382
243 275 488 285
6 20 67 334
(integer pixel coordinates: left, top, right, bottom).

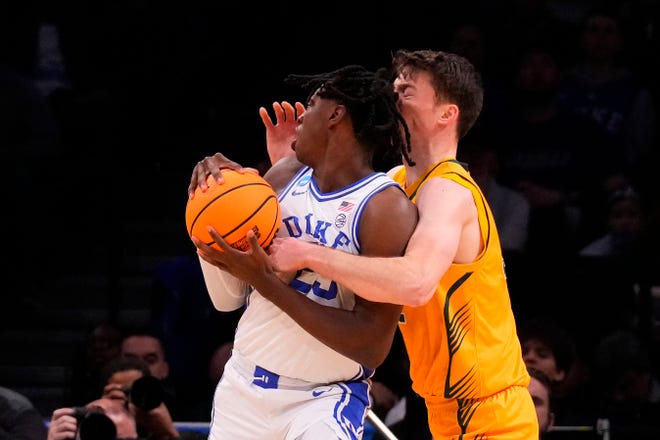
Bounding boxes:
1 1 659 439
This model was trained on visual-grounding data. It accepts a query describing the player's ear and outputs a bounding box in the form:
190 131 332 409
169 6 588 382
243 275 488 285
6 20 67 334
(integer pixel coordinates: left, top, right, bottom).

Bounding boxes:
437 103 458 125
328 105 346 125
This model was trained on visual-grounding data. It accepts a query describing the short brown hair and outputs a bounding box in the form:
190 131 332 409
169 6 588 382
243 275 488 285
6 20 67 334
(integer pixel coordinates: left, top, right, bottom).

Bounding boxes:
392 49 484 140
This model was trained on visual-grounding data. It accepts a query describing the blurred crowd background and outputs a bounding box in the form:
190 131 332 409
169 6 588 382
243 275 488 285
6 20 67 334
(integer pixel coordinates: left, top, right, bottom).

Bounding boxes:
1 0 659 438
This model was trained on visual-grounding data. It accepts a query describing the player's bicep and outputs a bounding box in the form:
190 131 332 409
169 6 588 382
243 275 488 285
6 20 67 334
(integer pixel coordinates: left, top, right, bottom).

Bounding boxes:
407 178 469 268
358 186 418 258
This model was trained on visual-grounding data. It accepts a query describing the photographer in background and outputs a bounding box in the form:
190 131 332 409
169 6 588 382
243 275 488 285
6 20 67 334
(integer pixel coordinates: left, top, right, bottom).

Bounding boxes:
47 397 139 440
99 356 186 440
46 355 193 440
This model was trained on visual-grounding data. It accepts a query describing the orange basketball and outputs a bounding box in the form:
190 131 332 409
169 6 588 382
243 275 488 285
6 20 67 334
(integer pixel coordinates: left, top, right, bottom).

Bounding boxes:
185 169 281 251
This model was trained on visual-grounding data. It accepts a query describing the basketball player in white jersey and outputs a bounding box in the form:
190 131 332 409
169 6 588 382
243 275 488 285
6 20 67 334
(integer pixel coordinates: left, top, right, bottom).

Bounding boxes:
189 65 418 439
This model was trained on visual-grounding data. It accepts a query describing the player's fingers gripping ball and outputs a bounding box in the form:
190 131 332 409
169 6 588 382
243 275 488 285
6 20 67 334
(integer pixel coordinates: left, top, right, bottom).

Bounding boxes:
186 169 281 251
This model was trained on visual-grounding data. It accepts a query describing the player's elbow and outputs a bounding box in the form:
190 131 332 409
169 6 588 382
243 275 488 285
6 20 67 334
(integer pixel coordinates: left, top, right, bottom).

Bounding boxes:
349 330 396 369
401 277 435 307
209 294 245 312
404 279 436 307
199 258 248 311
362 357 385 371
359 343 392 370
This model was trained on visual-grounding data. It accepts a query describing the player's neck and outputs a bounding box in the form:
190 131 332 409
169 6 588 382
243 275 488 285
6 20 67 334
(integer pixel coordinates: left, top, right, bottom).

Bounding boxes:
404 141 457 183
312 153 373 193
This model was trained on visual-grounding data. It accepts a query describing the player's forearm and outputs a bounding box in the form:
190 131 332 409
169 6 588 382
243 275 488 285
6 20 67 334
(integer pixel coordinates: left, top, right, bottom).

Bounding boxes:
199 257 249 311
304 246 432 307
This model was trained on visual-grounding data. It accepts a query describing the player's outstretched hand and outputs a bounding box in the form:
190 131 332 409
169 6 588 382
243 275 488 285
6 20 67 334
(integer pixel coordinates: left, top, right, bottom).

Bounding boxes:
260 101 305 166
268 237 314 273
188 152 259 199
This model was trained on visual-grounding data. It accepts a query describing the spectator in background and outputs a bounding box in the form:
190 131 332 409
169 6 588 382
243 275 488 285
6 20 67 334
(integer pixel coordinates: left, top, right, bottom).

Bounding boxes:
527 368 555 438
0 386 48 440
485 43 617 319
492 43 615 261
579 185 645 258
120 331 182 421
558 7 656 170
67 322 123 407
482 0 577 78
591 330 660 438
518 315 596 432
573 174 656 346
121 332 170 381
575 165 637 249
446 18 508 131
457 136 530 255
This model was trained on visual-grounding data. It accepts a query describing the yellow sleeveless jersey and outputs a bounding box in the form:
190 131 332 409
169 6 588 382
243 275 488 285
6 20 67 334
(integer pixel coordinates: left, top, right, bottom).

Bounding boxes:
392 160 530 402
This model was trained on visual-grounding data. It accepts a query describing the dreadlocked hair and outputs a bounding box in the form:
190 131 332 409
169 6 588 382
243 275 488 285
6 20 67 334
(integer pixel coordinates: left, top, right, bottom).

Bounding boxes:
285 65 415 167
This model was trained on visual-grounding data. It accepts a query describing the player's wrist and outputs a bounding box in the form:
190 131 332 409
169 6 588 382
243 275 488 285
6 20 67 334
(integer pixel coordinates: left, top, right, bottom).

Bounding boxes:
305 243 326 271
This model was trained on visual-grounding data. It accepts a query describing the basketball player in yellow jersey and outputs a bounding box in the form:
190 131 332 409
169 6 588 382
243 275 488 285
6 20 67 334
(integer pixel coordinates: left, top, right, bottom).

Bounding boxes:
264 50 539 439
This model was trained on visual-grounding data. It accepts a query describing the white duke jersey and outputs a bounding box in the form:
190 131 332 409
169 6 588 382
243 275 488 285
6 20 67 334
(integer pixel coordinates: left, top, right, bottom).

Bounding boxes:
233 165 402 383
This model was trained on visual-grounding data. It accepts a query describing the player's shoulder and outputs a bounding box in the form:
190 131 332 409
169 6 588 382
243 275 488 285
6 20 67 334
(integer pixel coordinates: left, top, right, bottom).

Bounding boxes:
423 173 468 190
367 184 417 218
386 164 404 179
418 174 474 207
